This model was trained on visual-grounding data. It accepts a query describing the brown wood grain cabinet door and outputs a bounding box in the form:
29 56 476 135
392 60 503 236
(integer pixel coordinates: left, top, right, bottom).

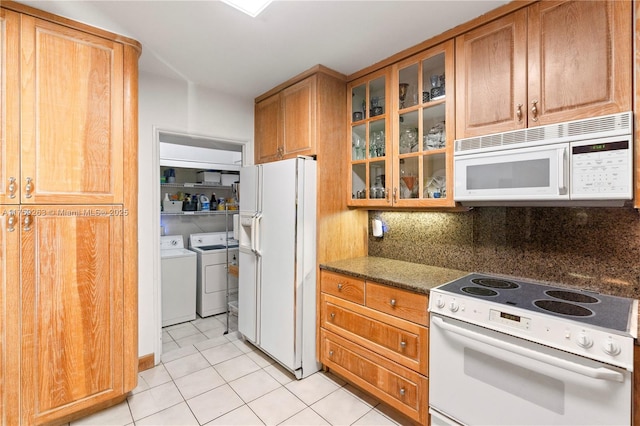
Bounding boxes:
282 75 316 158
455 9 528 138
0 206 20 424
527 1 631 125
0 9 20 205
20 16 124 204
254 93 281 164
20 206 125 425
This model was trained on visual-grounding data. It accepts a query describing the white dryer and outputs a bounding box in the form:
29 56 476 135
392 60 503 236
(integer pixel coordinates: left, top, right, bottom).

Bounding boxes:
160 235 197 327
189 232 238 317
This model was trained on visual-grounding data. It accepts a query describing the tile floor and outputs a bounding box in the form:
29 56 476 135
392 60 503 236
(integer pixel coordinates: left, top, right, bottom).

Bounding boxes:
70 314 413 425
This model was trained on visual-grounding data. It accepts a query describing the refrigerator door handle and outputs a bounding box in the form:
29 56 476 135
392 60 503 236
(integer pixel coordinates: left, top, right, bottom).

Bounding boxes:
252 213 262 256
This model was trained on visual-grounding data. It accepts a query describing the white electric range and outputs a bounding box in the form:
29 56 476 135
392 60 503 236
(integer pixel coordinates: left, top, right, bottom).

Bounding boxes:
428 273 637 426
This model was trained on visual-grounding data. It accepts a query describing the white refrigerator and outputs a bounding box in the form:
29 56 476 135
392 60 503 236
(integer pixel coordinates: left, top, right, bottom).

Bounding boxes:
237 156 320 379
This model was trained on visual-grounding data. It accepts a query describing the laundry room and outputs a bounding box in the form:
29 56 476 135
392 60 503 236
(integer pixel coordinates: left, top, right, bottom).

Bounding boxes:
158 130 244 342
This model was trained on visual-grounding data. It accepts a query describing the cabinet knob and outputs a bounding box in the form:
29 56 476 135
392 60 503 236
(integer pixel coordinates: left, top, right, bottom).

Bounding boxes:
329 350 334 357
23 212 32 232
399 388 406 396
330 312 336 320
530 100 539 122
390 299 396 307
337 283 343 291
393 187 398 202
400 341 407 349
7 211 16 232
8 177 16 199
24 177 33 199
516 104 523 122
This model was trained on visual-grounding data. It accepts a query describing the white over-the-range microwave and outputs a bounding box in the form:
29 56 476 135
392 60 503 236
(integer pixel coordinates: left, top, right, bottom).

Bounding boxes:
453 111 633 207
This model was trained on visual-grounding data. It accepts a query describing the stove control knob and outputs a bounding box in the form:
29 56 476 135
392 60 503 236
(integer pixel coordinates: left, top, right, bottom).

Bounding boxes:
602 338 621 356
435 297 445 309
448 301 459 313
576 332 593 349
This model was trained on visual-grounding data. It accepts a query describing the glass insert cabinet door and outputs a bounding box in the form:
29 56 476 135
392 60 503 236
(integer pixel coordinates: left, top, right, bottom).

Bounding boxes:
392 40 455 207
349 68 392 206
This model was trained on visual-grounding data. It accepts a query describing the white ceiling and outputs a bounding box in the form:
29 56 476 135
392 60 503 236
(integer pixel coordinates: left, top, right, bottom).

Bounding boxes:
17 0 509 100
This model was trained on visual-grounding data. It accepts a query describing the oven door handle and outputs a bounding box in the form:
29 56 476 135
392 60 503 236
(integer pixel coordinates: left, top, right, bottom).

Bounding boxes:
432 316 624 383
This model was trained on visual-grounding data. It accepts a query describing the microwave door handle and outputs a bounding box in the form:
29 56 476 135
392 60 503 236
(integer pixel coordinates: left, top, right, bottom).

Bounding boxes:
558 147 568 195
431 316 624 382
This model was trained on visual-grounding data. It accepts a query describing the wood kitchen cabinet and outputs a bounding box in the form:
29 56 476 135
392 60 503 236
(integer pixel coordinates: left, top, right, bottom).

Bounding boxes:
255 66 345 164
348 41 455 208
319 270 429 425
456 0 632 139
1 3 140 424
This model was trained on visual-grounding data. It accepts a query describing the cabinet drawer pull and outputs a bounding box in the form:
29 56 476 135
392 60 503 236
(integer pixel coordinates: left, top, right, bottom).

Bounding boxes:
400 341 407 349
330 312 336 320
24 177 33 198
399 388 406 396
516 104 523 122
23 212 32 231
390 298 396 307
337 283 343 291
7 211 16 232
329 350 334 357
8 177 16 199
530 100 539 122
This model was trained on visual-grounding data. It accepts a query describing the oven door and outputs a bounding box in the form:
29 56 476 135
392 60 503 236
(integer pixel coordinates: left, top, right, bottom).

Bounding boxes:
454 143 569 202
429 314 631 426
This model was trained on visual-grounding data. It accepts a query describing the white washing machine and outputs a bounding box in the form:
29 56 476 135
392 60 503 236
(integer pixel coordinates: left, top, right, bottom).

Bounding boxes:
189 232 238 317
160 235 197 327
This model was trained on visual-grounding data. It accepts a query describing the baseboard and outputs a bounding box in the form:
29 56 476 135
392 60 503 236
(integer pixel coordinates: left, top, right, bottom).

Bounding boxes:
138 353 155 372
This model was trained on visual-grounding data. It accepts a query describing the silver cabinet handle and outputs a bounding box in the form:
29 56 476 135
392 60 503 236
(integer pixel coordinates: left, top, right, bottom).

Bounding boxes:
330 312 335 319
400 341 407 349
8 177 16 199
329 350 334 357
399 388 406 396
24 177 33 198
7 211 16 232
23 212 32 231
337 283 343 291
390 299 396 307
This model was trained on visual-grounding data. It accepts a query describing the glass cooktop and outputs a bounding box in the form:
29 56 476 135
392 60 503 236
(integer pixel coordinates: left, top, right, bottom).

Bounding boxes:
436 273 635 333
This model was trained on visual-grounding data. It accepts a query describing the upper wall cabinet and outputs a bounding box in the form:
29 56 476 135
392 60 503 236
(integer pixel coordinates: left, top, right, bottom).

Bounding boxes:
348 41 455 208
255 74 317 163
455 0 632 139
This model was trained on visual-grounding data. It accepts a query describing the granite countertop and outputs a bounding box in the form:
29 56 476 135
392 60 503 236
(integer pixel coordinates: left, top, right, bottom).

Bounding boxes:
320 256 469 295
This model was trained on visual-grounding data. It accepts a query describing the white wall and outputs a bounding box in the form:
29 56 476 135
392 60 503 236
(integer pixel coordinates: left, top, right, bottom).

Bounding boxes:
138 72 254 358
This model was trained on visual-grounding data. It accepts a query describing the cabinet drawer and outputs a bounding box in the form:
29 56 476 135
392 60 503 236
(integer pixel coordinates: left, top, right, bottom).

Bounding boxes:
320 270 365 305
366 282 429 325
321 294 428 374
321 329 428 425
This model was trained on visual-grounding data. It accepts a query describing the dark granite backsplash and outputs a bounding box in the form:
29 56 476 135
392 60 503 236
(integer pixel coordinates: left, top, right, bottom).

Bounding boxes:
368 207 640 299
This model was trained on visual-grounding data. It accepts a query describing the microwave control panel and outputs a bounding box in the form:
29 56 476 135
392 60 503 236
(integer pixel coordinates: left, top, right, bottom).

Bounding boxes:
571 139 631 199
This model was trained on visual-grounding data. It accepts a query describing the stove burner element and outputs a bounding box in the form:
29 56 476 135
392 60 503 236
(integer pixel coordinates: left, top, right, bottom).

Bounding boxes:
462 286 498 297
545 290 599 304
534 300 594 317
471 278 519 289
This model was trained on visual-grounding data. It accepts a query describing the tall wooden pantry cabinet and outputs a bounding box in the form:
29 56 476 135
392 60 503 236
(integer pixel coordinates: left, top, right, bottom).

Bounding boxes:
1 3 140 424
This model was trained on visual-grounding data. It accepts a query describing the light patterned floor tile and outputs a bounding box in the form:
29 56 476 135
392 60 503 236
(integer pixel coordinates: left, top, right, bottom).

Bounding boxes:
228 369 282 403
162 340 179 354
214 354 261 382
175 332 209 348
310 387 374 426
127 381 183 421
200 341 243 365
135 401 199 425
174 366 226 400
247 387 306 425
194 334 231 351
166 322 201 340
352 408 399 425
70 400 132 426
187 384 244 425
160 344 198 363
163 352 210 379
245 349 275 368
262 363 296 385
281 407 330 425
285 372 342 405
207 405 265 425
139 363 172 388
